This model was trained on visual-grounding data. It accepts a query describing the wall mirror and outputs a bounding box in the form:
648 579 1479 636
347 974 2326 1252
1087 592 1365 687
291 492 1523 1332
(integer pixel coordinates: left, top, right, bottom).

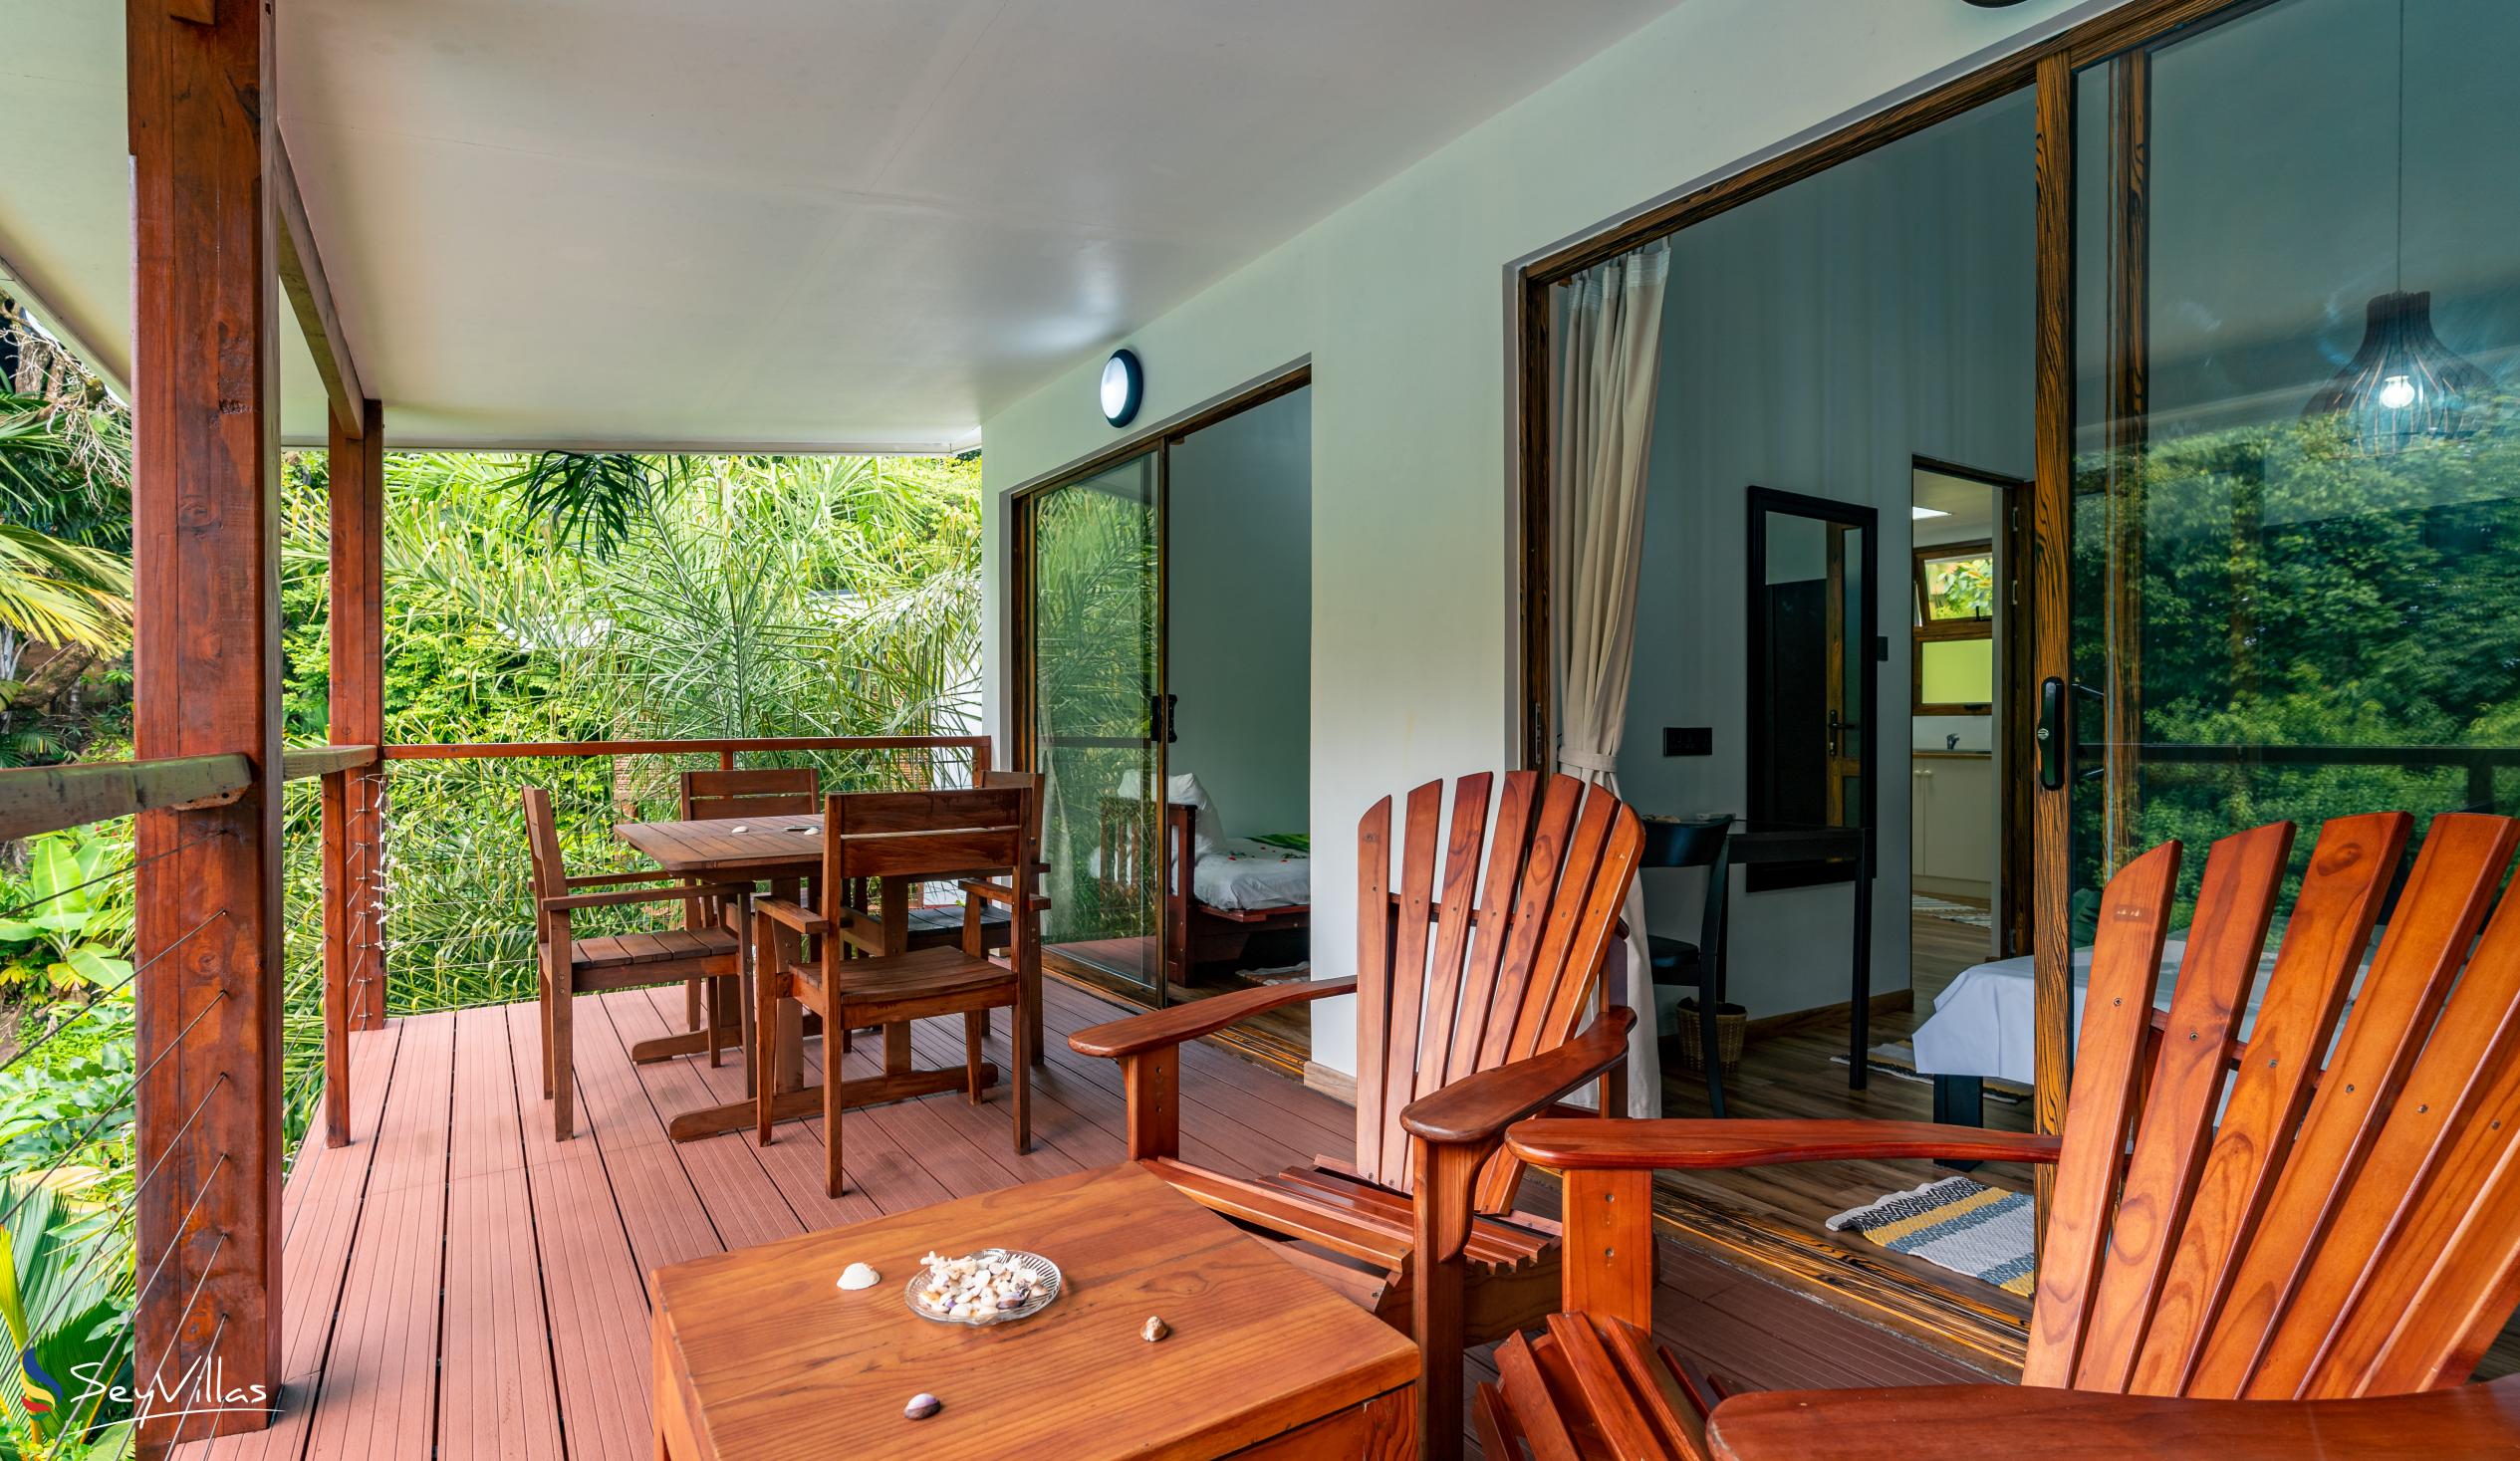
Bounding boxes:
1745 486 1878 888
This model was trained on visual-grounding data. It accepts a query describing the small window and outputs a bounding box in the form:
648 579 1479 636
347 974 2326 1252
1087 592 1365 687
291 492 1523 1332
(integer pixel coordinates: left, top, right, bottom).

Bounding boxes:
1915 542 1994 624
1913 540 1994 715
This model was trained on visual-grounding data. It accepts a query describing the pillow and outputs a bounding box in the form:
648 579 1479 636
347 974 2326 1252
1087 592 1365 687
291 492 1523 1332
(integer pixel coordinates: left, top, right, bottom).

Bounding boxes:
1166 772 1227 855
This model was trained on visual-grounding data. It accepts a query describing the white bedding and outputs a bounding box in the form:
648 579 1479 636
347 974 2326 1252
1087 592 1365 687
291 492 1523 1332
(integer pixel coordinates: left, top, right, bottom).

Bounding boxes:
1911 931 2374 1086
1192 838 1310 912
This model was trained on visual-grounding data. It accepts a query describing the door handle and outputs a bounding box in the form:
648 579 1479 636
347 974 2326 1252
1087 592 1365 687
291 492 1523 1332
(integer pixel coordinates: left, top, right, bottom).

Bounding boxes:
1148 693 1178 745
2037 676 2066 790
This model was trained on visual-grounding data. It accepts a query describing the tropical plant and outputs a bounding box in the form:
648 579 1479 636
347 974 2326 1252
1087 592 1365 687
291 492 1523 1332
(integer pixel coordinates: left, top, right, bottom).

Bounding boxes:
0 1177 133 1461
503 450 676 559
0 834 134 996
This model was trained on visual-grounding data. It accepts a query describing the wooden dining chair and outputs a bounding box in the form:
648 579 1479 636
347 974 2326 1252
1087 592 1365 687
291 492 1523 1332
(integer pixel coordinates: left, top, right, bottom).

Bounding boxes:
1068 770 1645 1436
676 767 820 1032
750 780 1041 1197
523 787 751 1140
1437 810 2520 1460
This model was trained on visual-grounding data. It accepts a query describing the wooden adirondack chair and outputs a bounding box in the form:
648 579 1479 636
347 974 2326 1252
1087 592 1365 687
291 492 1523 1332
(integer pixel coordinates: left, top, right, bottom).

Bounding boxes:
1428 810 2520 1459
1068 770 1646 1439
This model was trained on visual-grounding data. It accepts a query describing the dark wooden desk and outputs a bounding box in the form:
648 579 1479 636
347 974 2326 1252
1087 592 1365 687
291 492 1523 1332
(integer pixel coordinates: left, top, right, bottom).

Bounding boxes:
1716 821 1876 1091
651 1162 1417 1459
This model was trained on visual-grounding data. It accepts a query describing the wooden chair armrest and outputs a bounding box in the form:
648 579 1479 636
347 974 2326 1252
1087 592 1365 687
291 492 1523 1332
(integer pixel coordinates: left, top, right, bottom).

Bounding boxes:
1069 977 1359 1060
958 879 1051 911
1505 1118 2063 1172
1707 1375 2520 1460
541 882 751 912
1397 1008 1635 1146
562 868 706 890
752 897 831 935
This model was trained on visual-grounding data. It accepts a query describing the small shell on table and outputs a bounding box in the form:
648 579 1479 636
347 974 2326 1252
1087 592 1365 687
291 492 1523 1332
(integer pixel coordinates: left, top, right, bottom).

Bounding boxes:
904 1393 942 1420
1141 1316 1170 1342
837 1262 881 1291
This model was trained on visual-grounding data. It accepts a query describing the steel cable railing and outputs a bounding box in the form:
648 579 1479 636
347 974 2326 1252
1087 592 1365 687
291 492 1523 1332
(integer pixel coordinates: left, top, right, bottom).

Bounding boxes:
0 839 239 1455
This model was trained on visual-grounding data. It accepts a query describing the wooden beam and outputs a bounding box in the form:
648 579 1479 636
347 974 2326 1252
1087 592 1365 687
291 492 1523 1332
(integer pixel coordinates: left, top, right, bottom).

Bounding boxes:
274 137 366 440
2030 48 2076 1245
127 0 285 1444
280 744 378 782
328 396 387 1061
0 755 253 842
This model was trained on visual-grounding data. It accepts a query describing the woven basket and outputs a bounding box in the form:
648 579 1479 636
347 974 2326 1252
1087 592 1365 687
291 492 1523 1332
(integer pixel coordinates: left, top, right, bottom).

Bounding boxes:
1675 998 1748 1074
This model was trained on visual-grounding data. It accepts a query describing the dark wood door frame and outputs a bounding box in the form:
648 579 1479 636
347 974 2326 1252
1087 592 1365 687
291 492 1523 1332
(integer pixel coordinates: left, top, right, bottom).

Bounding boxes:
1910 455 2036 961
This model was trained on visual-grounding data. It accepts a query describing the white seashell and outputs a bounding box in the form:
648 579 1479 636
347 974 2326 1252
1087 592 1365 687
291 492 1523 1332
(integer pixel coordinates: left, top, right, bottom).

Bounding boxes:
837 1262 881 1291
731 825 747 833
1142 1316 1170 1342
905 1393 942 1420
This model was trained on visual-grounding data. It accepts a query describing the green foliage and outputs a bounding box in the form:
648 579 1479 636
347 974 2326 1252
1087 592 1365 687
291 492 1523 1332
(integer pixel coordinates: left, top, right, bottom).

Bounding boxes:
268 447 985 1034
0 1177 134 1460
2069 394 2520 918
0 834 133 995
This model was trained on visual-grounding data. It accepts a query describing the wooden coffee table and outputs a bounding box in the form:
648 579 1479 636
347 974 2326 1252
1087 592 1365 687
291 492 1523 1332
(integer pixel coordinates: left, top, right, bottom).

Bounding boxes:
650 1163 1418 1459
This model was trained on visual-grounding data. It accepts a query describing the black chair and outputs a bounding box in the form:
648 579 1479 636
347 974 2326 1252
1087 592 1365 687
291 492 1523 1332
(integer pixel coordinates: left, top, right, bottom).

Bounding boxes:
1641 814 1735 1116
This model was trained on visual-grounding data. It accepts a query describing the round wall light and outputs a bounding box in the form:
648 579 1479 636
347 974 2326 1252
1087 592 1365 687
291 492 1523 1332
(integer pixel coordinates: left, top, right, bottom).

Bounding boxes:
1100 349 1144 427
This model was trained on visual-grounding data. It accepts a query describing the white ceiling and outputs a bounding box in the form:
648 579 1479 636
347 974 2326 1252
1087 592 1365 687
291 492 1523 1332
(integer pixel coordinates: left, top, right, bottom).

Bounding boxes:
1 0 1682 450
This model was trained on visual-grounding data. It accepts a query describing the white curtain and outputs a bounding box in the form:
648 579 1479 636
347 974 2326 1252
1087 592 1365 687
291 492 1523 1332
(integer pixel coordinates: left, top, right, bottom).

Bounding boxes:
1551 241 1670 1118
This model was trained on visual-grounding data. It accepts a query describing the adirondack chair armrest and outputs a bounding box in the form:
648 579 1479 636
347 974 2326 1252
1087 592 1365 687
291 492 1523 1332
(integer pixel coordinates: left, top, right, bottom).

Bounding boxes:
1068 977 1359 1060
1397 1008 1636 1147
540 881 751 912
1705 1374 2520 1460
1506 1118 2063 1172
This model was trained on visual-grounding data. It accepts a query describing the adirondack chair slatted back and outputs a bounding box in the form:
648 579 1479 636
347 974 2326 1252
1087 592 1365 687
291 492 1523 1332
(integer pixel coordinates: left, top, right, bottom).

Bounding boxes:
2026 810 2520 1403
1354 771 1644 1209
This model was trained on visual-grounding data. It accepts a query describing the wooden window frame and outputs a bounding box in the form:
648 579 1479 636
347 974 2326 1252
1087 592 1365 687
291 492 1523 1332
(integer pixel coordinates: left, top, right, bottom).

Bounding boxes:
1913 539 1995 717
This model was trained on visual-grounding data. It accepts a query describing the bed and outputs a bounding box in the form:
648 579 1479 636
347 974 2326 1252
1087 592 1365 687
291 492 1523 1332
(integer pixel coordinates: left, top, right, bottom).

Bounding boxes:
1098 775 1310 988
1912 930 2372 1124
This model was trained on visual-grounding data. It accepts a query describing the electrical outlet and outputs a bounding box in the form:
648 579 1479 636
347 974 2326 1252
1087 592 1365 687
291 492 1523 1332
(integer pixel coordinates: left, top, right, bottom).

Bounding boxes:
1663 727 1712 757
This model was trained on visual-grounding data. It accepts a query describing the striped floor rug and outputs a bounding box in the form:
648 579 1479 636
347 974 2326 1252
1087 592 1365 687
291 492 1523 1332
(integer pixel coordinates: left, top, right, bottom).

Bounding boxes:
1826 1176 2035 1297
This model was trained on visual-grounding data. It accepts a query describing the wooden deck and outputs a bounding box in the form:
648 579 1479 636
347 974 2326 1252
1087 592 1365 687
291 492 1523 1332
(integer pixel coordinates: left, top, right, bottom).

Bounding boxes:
181 979 1994 1461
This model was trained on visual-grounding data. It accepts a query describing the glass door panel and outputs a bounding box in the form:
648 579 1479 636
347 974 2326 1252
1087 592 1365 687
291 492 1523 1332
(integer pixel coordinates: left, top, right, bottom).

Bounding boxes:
1028 452 1164 999
2065 0 2520 935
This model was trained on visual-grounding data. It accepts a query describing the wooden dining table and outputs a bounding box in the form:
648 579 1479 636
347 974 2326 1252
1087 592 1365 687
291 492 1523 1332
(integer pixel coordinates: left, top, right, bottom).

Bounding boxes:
615 812 1003 1142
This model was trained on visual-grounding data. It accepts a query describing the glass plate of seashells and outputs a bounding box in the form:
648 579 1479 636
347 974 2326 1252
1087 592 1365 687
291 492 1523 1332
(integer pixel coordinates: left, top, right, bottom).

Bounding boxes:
904 1248 1063 1326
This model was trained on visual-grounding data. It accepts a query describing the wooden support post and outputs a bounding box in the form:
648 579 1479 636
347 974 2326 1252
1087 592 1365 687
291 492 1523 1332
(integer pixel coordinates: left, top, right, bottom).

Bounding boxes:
327 398 386 1041
128 0 284 1443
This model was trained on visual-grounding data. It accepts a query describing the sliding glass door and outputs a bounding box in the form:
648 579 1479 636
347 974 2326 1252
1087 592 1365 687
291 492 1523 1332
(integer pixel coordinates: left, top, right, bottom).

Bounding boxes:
2058 0 2520 933
1027 451 1165 1000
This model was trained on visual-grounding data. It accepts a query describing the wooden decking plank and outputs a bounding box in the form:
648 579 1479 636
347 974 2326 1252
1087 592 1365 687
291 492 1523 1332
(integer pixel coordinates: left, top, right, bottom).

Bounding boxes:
183 1024 404 1461
566 993 733 1276
240 992 2008 1460
1041 977 1355 1148
821 1035 1060 1197
1027 984 1331 1177
623 987 888 1230
436 1006 564 1461
523 1147 654 1461
901 1010 1131 1169
601 990 811 1253
300 1012 457 1461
